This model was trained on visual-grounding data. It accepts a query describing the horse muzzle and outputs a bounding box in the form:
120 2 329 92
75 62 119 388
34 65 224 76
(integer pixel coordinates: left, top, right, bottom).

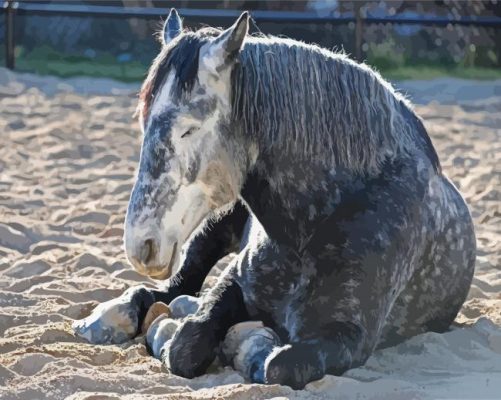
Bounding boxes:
125 230 179 279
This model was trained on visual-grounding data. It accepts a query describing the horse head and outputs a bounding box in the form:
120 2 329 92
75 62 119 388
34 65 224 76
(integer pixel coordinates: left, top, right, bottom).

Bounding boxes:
124 9 252 279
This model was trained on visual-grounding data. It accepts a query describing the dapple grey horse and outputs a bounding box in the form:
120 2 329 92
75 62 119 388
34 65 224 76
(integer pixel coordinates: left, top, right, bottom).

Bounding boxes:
74 9 476 389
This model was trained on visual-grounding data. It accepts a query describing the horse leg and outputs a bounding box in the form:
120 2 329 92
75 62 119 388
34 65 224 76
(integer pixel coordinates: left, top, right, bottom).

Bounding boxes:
73 202 249 344
378 181 476 348
264 341 331 389
219 319 364 389
160 266 249 378
231 222 399 388
263 322 365 389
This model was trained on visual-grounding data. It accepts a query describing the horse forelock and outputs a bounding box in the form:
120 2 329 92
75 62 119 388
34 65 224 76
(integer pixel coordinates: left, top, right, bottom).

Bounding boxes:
137 28 221 120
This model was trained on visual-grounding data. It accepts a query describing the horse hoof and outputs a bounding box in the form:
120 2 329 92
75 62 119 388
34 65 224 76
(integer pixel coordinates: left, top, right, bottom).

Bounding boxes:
168 295 200 318
146 316 180 359
220 321 264 364
141 302 171 334
221 322 281 383
72 299 138 344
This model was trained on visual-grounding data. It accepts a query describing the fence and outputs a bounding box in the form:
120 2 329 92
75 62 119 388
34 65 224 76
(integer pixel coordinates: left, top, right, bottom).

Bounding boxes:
2 0 501 70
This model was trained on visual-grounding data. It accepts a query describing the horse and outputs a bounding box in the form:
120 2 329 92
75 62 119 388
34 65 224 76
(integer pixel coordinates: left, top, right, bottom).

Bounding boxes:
73 9 476 389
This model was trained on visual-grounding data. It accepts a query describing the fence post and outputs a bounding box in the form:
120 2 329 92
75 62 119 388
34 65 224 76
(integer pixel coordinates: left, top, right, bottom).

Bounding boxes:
5 0 16 69
355 3 363 61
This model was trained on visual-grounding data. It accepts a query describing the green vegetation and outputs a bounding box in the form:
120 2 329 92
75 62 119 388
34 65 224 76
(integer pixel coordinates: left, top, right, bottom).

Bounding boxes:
364 39 501 80
379 65 501 81
12 45 501 83
16 57 147 82
15 46 147 82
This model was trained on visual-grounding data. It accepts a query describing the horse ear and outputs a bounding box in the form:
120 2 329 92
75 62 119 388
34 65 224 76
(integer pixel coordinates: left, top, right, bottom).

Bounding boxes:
203 11 249 72
216 11 249 59
163 8 182 45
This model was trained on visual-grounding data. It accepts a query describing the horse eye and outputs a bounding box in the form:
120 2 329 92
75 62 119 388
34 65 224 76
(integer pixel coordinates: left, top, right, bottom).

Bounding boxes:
181 129 193 139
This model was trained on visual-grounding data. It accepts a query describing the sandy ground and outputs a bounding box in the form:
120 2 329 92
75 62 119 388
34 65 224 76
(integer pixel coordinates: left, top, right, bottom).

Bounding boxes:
0 67 500 399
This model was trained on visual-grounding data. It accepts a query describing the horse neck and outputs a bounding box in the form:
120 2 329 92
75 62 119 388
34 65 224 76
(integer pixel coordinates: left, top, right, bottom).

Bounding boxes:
240 148 352 246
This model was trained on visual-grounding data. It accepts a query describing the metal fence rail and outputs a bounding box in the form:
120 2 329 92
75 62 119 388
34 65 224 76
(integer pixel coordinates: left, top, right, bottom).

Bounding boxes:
2 0 501 70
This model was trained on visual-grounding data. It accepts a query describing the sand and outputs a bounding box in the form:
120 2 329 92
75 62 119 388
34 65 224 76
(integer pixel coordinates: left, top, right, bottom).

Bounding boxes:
0 67 500 399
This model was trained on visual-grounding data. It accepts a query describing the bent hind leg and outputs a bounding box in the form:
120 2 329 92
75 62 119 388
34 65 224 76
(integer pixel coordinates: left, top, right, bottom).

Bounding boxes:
379 196 476 348
222 331 352 389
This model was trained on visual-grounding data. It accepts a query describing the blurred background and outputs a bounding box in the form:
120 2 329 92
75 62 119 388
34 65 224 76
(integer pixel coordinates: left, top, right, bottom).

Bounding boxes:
1 0 500 81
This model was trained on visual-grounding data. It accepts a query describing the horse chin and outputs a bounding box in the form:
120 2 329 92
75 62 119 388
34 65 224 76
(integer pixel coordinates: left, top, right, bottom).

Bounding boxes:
144 267 171 280
144 249 179 280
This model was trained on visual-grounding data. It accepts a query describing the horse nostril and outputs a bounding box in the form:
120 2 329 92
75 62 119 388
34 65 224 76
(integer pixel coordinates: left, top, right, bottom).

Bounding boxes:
140 238 155 265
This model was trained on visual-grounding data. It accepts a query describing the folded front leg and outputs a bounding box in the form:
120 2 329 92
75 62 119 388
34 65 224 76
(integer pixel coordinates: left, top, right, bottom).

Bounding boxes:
73 285 204 345
73 203 249 345
162 268 249 378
